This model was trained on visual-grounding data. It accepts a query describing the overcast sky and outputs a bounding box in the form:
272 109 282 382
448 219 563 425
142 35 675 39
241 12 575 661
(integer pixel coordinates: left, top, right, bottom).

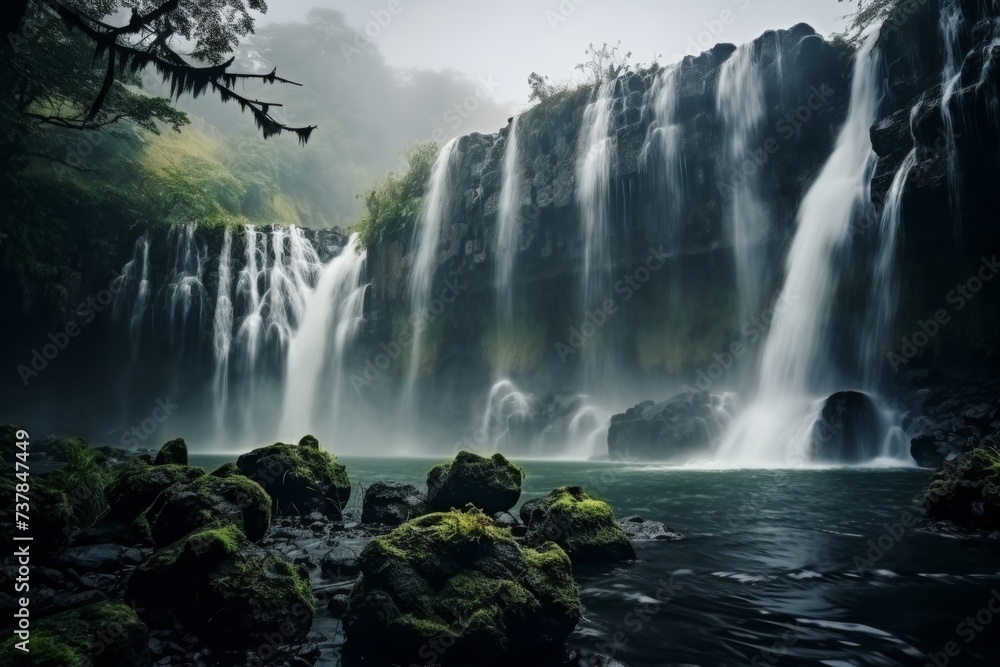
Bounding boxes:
259 0 852 116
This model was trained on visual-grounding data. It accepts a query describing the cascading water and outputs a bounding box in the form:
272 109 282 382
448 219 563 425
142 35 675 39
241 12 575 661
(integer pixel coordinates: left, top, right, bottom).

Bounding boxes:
212 228 234 435
402 138 459 415
479 379 532 451
862 143 918 388
576 77 617 390
717 42 768 319
642 65 686 305
160 223 207 352
939 0 965 231
495 117 522 326
715 32 892 466
278 233 367 441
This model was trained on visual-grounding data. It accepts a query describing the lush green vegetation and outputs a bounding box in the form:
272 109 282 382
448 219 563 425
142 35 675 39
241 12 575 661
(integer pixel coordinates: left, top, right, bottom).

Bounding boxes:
354 142 439 248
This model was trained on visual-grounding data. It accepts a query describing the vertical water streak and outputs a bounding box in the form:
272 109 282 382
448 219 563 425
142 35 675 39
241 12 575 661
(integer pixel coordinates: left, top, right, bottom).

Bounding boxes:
862 147 917 388
715 33 884 465
236 226 265 437
716 43 768 319
278 234 367 439
403 138 459 411
212 228 234 436
495 118 522 326
939 0 965 231
163 222 207 351
575 77 617 390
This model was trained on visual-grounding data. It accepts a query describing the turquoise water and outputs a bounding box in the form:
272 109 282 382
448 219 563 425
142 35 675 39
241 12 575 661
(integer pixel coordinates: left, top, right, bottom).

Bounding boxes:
191 456 1000 666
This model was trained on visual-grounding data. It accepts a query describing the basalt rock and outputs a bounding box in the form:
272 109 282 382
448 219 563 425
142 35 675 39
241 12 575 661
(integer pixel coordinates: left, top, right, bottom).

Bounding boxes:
343 510 580 665
521 486 636 564
361 480 430 526
607 391 723 462
427 451 524 514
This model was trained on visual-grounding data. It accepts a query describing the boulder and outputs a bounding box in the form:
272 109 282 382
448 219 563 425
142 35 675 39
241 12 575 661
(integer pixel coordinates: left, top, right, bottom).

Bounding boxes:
617 515 684 541
426 451 524 514
48 436 92 462
144 474 271 547
924 442 1000 530
0 477 73 555
104 461 205 523
57 544 138 572
361 480 430 525
153 437 188 465
0 600 150 666
607 391 722 461
236 436 351 518
210 462 243 478
809 391 883 463
127 524 315 649
521 486 636 564
343 510 580 665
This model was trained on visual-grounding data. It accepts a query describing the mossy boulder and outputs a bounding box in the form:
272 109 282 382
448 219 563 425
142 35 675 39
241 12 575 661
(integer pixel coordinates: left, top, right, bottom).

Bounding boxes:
49 436 92 462
362 480 430 526
153 437 188 465
210 462 243 478
0 477 74 555
426 451 524 514
343 510 580 665
236 437 350 518
144 474 271 547
0 600 150 666
521 486 636 564
127 525 315 649
924 443 1000 529
105 461 205 523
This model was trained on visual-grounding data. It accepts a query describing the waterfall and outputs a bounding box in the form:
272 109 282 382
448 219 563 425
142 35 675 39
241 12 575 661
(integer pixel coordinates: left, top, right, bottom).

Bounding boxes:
161 223 207 351
862 146 918 388
479 379 532 451
278 233 367 441
939 0 965 231
113 234 151 347
717 42 768 319
212 228 234 435
715 32 886 466
642 65 685 306
575 77 617 389
643 65 685 233
403 138 459 411
495 117 522 325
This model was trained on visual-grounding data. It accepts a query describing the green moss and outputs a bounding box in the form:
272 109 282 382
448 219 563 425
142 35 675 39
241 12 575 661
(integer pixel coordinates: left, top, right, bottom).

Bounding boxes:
0 600 148 666
209 462 243 478
427 451 525 514
482 321 547 372
353 141 439 249
523 486 635 563
47 440 112 527
105 461 205 522
147 474 271 545
345 509 580 663
237 440 351 517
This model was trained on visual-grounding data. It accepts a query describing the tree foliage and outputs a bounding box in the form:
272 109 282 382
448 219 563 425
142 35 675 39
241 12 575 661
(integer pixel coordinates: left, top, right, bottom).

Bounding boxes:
838 0 908 42
2 0 314 142
575 41 633 85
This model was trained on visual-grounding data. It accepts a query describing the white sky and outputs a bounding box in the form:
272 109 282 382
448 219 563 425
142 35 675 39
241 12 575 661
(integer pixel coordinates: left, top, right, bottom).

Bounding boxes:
260 0 853 112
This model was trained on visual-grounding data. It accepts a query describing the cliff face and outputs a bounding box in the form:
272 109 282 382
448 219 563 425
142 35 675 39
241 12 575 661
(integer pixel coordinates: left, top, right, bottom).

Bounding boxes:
5 0 1000 447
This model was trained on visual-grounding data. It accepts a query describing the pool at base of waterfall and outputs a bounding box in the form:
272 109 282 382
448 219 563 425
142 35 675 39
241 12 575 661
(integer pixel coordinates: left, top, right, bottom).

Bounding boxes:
192 455 1000 666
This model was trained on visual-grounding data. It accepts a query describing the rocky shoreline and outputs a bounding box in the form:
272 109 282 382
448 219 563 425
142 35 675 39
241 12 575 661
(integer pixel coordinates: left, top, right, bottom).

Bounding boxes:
3 417 997 666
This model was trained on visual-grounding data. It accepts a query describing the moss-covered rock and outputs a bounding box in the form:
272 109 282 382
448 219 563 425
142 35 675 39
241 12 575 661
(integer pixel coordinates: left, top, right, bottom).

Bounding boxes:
521 486 636 564
0 600 150 666
127 525 315 649
343 510 580 665
426 451 524 514
924 442 1000 529
209 462 243 478
361 480 430 526
153 437 188 465
104 461 205 523
144 474 271 547
236 437 350 518
0 476 74 555
49 436 92 462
